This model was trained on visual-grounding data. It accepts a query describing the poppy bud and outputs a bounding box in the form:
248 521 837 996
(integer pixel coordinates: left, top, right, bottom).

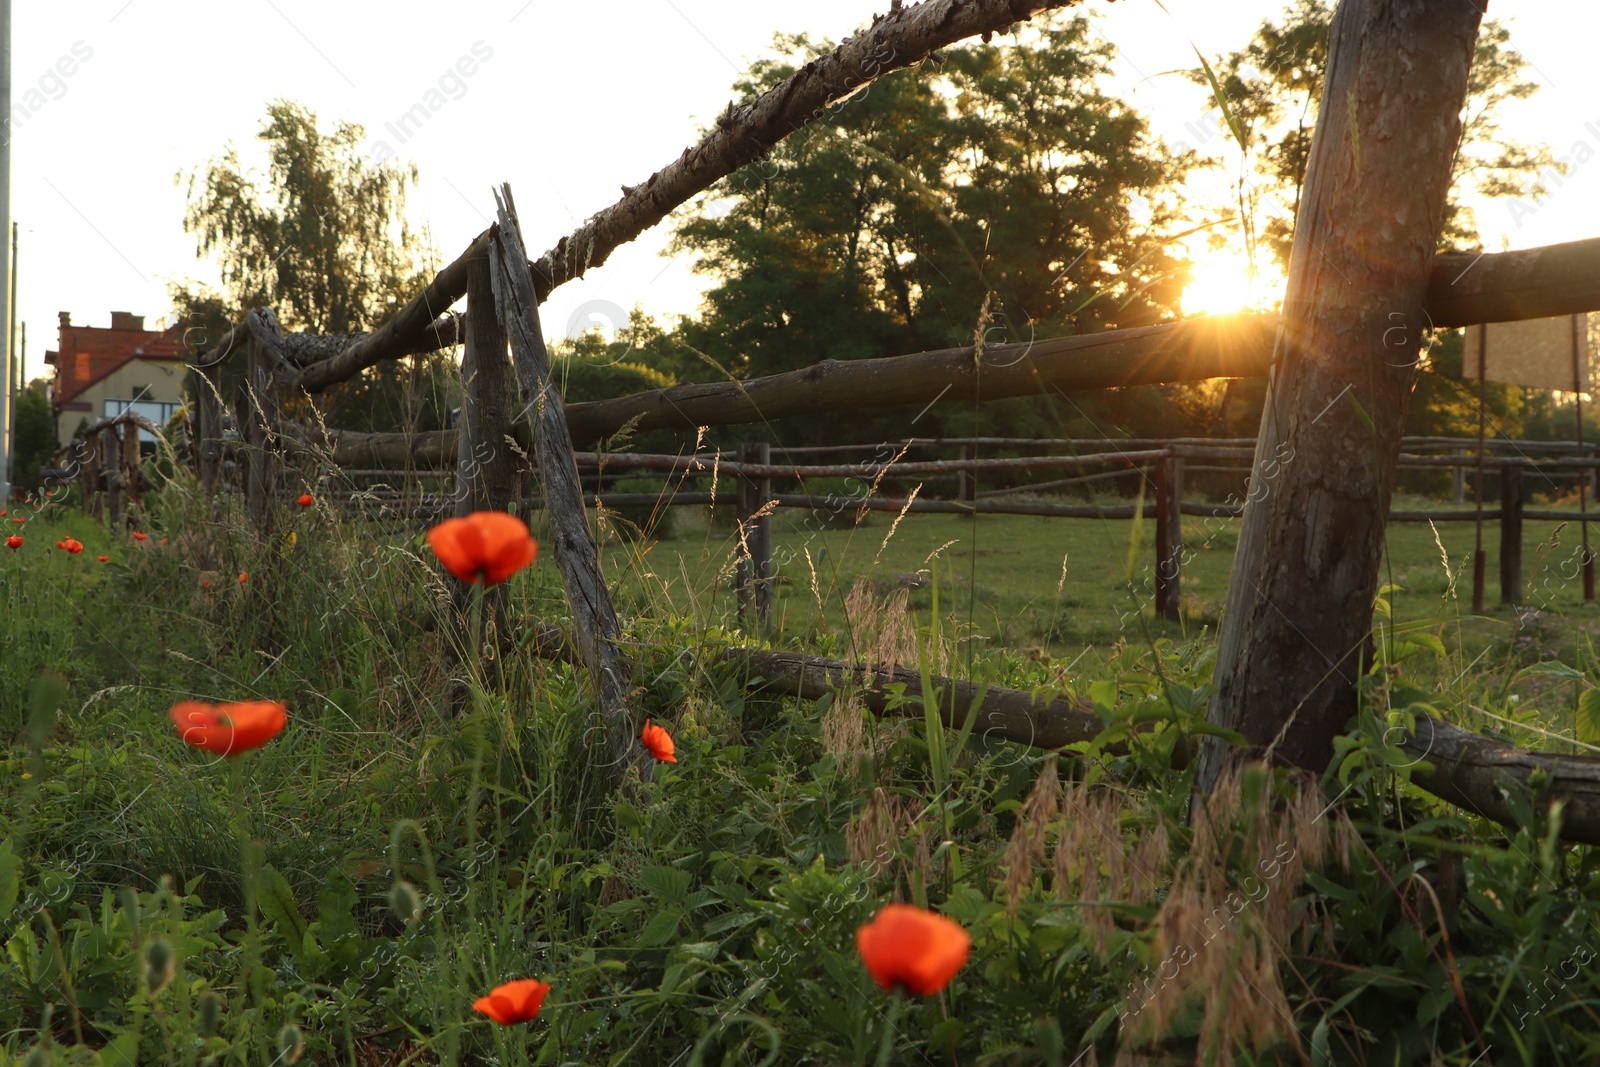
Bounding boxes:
389 880 422 925
22 1046 52 1067
197 991 222 1036
142 937 176 997
276 1023 305 1064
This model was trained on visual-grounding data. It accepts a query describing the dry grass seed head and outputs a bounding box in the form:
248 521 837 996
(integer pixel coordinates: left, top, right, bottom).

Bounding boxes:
1002 758 1060 908
847 787 913 878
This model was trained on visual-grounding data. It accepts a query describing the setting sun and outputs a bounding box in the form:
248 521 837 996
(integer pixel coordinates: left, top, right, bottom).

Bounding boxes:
1181 253 1274 316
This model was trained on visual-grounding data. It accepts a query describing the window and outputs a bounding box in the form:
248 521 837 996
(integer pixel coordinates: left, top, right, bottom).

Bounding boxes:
103 398 180 442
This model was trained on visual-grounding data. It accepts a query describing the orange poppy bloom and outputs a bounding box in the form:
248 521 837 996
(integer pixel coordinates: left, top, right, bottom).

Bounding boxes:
5 536 20 550
169 700 287 756
473 979 551 1025
238 572 249 584
641 720 677 763
297 494 314 507
64 538 83 554
96 555 109 562
426 511 537 584
855 904 971 996
132 531 149 541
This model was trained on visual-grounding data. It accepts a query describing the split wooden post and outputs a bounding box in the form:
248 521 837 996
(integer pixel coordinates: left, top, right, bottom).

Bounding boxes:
488 184 636 781
1154 448 1183 619
1451 447 1465 503
455 252 518 518
1500 461 1524 606
122 417 143 512
195 362 224 494
81 431 101 519
736 441 773 630
104 425 123 529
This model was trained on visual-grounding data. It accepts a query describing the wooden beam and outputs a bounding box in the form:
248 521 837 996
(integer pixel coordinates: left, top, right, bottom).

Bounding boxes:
489 187 638 782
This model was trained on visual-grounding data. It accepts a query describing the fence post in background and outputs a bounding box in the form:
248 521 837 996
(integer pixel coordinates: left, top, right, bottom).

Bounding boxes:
957 443 975 505
196 363 223 494
122 417 142 515
1500 461 1523 606
81 430 101 520
737 440 773 631
1154 448 1183 619
243 329 282 534
104 423 123 529
455 253 516 518
1452 447 1465 504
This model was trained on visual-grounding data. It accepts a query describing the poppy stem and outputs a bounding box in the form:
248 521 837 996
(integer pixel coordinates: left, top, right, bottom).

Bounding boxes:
874 988 906 1067
468 580 486 689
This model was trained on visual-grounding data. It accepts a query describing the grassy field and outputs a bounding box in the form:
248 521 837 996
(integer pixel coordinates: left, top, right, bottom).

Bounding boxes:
6 473 1600 1065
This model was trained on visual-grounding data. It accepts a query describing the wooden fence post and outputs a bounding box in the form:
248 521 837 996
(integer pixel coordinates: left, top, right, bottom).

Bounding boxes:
737 441 773 630
196 363 223 494
123 417 143 513
104 426 123 529
81 431 101 520
455 253 516 517
488 185 637 782
957 444 975 504
243 326 283 533
1500 461 1523 606
1154 448 1183 619
1452 447 1465 504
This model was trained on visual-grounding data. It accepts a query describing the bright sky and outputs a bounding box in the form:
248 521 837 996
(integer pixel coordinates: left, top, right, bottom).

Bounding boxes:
10 1 1595 384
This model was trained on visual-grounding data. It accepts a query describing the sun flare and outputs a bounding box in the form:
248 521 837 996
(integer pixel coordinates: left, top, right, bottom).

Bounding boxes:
1182 254 1265 316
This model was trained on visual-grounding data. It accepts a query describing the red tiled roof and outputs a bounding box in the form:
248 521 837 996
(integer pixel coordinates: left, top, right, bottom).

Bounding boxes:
46 316 186 408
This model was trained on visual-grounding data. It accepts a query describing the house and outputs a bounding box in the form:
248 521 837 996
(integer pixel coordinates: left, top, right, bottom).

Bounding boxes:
44 311 187 448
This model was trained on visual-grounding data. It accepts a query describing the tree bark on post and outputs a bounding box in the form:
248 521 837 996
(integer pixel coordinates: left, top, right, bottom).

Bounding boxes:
1500 462 1523 605
736 441 773 631
104 427 122 529
455 254 517 518
195 362 224 494
122 417 142 512
487 185 637 783
81 432 100 520
1154 449 1182 620
1195 0 1484 798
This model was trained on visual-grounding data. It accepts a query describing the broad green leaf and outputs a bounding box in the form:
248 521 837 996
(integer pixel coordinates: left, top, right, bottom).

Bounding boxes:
256 865 308 949
638 907 683 948
1191 47 1249 154
1579 689 1600 745
640 866 691 905
1514 661 1584 683
0 840 19 920
1398 632 1446 657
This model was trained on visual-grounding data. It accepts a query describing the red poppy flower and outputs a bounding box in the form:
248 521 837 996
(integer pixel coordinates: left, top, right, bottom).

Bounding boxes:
44 490 53 497
472 979 551 1025
64 538 83 554
5 536 20 550
11 517 25 524
238 572 249 584
132 531 149 541
201 579 210 588
55 540 65 549
96 555 109 562
426 512 537 584
855 904 971 996
161 537 169 545
169 700 287 756
641 720 677 763
0 509 6 516
297 494 313 507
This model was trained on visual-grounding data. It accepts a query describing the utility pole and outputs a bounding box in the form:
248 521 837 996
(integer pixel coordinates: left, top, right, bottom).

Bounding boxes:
0 1 11 505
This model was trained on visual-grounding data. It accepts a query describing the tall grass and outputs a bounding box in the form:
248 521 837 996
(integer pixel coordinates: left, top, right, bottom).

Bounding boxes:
4 456 1600 1065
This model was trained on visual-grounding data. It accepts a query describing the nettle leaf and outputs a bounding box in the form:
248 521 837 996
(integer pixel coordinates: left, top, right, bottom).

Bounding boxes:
640 866 692 905
638 908 683 948
1578 688 1600 745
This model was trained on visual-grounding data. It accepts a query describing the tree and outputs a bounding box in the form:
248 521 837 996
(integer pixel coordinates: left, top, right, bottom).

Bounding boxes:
11 379 57 491
1198 1 1556 266
171 101 454 434
668 17 1192 443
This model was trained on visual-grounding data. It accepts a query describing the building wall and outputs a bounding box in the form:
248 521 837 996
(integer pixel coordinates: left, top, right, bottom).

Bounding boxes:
55 357 186 447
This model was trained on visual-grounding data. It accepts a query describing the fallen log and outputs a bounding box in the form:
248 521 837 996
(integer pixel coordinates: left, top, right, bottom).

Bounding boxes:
1400 715 1600 847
